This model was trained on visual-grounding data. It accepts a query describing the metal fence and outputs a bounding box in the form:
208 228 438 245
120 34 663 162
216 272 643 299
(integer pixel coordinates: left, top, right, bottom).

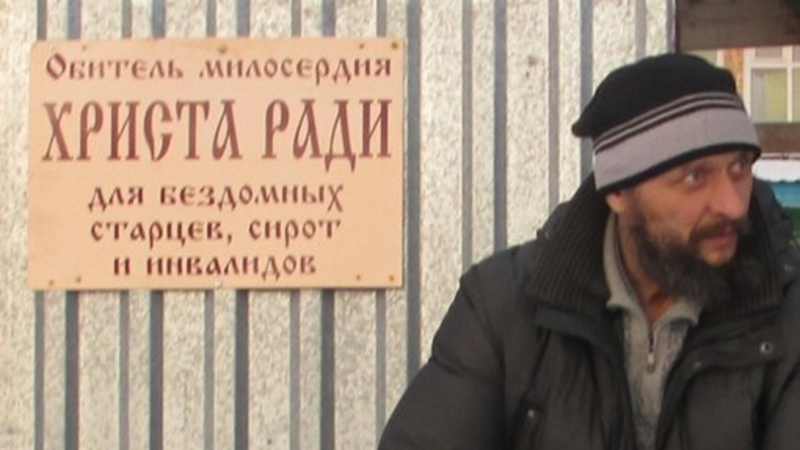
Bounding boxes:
0 0 670 449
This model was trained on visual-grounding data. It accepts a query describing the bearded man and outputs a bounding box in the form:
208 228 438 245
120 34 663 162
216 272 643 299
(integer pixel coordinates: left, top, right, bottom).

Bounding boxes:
378 53 800 450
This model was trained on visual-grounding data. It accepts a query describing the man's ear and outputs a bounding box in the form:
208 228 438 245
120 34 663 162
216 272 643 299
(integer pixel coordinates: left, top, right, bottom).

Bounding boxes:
605 190 629 214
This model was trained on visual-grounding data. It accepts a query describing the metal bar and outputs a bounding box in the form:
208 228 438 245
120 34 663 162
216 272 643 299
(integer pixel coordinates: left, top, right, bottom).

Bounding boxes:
462 0 474 269
149 292 164 450
580 0 594 177
548 0 560 210
494 0 508 250
64 292 79 450
406 0 422 378
235 290 249 450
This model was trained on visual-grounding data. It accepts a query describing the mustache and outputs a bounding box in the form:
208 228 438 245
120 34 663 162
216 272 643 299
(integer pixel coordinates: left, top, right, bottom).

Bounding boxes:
689 217 751 245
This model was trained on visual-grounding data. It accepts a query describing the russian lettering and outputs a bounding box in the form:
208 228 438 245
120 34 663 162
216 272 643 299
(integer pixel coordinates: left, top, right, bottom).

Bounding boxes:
109 101 139 160
326 185 344 212
90 222 103 240
69 59 85 79
261 257 281 281
42 102 72 161
205 257 223 276
143 101 173 161
332 60 352 83
186 257 203 275
79 102 104 160
374 58 391 76
259 185 280 204
149 60 166 78
244 60 262 77
131 60 147 79
179 185 196 204
281 59 294 77
283 185 299 204
207 221 226 241
46 54 183 80
325 100 356 171
300 185 319 203
218 187 237 211
176 101 211 159
242 257 259 274
160 186 177 205
167 61 184 78
353 58 370 76
113 257 131 276
160 183 344 211
248 219 341 248
300 255 316 274
212 100 241 159
297 58 312 78
239 185 253 204
284 221 299 247
146 257 163 275
46 53 67 79
90 220 226 249
87 186 144 212
107 60 128 78
315 59 330 85
361 100 391 158
264 59 279 77
85 61 104 79
144 255 315 279
198 185 214 207
40 98 393 164
41 100 250 162
129 186 145 205
263 100 289 159
200 60 225 78
293 100 322 159
283 255 297 275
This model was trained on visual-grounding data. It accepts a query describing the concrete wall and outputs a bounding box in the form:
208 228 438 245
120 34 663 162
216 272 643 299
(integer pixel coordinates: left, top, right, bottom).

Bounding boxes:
0 1 670 449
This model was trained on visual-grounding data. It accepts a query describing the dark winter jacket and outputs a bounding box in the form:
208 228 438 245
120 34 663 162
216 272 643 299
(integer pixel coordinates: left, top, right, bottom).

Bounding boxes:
379 177 800 450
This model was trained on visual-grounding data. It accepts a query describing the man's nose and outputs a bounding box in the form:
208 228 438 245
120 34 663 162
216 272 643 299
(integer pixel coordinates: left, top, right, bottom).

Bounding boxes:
709 176 750 219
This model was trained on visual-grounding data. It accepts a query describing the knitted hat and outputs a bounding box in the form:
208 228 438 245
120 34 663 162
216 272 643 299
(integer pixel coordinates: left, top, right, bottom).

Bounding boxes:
572 53 761 194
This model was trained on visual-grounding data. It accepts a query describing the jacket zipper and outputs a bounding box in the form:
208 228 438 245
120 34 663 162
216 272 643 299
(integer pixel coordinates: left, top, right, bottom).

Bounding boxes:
604 315 638 450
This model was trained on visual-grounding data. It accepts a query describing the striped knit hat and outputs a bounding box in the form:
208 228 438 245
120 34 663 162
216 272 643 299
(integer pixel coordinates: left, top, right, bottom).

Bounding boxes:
572 53 761 194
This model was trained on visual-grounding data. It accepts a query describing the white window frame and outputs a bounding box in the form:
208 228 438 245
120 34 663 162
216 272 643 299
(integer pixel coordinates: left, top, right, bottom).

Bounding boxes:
743 46 800 122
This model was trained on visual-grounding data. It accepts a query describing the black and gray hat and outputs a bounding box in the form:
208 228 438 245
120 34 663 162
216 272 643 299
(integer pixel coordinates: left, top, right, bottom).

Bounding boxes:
572 53 761 194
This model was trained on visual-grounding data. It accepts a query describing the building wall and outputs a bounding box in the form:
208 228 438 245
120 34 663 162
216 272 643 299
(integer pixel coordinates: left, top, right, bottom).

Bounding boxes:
0 1 670 449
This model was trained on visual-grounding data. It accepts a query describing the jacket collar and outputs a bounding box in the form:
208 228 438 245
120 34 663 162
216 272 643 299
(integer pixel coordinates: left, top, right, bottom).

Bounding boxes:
525 174 787 322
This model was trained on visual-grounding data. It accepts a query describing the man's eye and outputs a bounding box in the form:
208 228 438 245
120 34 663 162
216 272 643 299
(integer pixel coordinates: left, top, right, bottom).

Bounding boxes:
731 157 753 176
683 170 705 185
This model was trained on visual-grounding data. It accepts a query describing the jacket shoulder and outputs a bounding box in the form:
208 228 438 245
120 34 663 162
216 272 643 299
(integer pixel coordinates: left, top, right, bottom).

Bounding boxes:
462 239 540 306
453 240 542 344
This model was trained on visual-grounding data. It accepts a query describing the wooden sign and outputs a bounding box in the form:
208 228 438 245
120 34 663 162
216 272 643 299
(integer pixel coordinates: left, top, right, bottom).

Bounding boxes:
28 38 404 290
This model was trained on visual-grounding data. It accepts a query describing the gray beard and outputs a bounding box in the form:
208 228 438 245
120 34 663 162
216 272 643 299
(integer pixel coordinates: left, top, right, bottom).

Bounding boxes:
629 221 757 309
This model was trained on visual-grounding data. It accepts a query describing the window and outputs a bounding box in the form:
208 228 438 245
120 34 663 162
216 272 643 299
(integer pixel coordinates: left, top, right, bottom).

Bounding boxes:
677 0 800 238
743 46 800 123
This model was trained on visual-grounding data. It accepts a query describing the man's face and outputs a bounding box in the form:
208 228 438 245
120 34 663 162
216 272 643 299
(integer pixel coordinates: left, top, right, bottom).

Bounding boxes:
613 149 756 268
